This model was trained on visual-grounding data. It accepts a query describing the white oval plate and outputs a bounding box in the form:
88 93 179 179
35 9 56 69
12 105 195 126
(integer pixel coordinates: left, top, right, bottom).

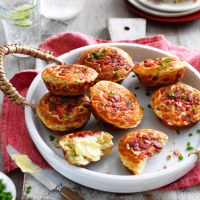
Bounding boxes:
128 0 200 17
25 43 200 193
0 171 16 199
138 0 200 12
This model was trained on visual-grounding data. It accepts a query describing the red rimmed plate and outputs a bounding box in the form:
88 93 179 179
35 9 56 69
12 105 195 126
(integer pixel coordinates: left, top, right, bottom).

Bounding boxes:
124 0 200 23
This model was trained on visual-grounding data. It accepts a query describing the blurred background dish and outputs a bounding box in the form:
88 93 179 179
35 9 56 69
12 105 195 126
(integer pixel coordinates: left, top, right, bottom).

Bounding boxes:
137 0 200 13
0 171 16 200
127 0 200 17
125 0 200 22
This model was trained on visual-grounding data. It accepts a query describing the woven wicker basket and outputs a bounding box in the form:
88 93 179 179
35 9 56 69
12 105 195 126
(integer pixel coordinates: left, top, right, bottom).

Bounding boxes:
0 44 64 110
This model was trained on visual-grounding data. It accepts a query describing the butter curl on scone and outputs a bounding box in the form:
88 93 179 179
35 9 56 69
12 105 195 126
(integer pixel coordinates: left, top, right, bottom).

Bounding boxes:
37 92 91 134
77 46 134 82
133 57 186 87
118 129 168 175
90 81 143 129
59 130 113 166
42 64 98 96
151 83 200 129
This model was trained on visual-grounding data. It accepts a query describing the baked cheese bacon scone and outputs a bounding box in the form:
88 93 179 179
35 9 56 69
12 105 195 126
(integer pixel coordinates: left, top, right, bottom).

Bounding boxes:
90 81 143 129
77 46 134 82
59 130 113 166
133 57 186 87
151 83 200 130
37 92 91 134
118 129 168 175
42 64 98 96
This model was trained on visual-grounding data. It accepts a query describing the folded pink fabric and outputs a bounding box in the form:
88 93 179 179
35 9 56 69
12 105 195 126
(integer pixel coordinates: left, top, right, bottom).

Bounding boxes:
1 32 200 191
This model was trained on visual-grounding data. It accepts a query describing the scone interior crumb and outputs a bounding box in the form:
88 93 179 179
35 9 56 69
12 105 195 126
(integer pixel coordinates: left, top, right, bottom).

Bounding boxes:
59 131 113 165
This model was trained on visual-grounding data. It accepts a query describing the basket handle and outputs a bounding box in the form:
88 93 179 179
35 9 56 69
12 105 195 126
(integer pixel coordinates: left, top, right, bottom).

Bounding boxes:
0 44 64 109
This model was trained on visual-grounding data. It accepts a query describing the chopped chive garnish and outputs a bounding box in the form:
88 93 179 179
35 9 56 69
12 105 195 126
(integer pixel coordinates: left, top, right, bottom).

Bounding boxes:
178 155 184 160
109 91 115 98
197 129 200 133
189 133 193 137
60 96 68 102
49 104 55 109
180 93 186 99
114 71 120 77
63 114 69 119
26 186 32 194
89 54 94 59
132 74 136 78
187 145 194 151
83 67 88 71
147 104 151 108
49 135 55 141
176 130 180 134
140 106 144 110
73 69 79 74
191 107 196 111
169 91 174 97
186 141 194 151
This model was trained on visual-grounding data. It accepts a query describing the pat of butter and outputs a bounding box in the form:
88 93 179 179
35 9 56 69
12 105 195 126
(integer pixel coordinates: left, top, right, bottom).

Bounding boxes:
74 137 102 161
11 154 41 173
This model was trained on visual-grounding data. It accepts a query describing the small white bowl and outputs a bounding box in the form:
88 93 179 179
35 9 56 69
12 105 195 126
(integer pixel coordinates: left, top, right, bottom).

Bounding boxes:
0 171 16 200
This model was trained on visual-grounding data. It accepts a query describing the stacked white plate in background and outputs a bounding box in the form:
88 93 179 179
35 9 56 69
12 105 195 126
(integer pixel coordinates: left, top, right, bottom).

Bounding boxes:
127 0 200 17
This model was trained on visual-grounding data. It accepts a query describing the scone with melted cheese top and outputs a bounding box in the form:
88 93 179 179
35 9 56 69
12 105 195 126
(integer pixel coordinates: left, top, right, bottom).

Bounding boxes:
37 92 91 134
118 129 168 175
59 130 113 166
77 46 134 82
90 81 143 129
151 83 200 129
133 57 186 87
42 64 98 96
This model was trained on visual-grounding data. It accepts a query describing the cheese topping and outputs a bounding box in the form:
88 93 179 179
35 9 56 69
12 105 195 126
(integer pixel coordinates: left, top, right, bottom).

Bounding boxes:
11 154 40 173
74 136 102 161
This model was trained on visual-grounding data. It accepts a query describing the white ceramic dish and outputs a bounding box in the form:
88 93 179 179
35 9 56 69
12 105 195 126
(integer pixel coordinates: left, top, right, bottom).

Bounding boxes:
25 43 200 193
128 0 200 17
138 0 200 13
0 171 16 199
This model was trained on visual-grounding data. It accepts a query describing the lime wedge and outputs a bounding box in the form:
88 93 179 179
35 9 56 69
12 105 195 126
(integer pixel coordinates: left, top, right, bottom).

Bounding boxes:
9 4 34 27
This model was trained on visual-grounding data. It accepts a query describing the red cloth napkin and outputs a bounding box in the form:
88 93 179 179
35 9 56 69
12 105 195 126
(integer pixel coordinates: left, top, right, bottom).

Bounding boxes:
1 32 200 191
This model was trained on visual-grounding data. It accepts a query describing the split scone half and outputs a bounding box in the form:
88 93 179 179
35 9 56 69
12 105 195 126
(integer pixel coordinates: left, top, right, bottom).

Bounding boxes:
90 81 143 129
77 46 134 82
42 64 98 96
151 83 200 129
59 130 114 166
133 57 186 87
37 92 91 134
118 129 168 175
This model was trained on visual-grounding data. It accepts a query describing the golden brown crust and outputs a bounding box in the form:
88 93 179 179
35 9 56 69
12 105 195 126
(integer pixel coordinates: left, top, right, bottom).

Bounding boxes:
37 92 91 134
118 129 168 175
77 46 134 82
59 130 114 166
90 81 143 129
151 83 200 129
42 64 98 96
133 57 186 87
